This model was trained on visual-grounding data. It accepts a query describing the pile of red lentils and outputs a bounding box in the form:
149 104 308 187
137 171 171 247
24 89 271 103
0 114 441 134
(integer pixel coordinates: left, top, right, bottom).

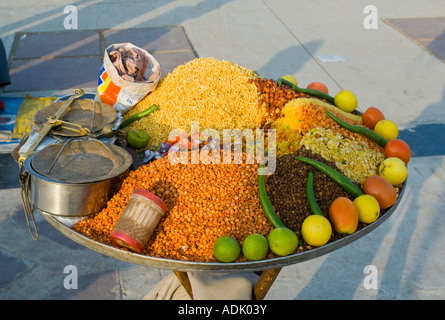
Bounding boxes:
73 150 273 262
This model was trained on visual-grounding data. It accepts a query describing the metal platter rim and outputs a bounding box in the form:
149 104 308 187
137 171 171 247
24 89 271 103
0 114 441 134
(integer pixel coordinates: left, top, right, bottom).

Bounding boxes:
40 180 405 272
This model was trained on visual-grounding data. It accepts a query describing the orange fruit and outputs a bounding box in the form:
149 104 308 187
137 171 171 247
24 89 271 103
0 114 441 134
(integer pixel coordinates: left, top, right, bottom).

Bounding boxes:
362 107 385 130
328 197 359 234
385 139 411 164
362 175 397 210
307 82 329 95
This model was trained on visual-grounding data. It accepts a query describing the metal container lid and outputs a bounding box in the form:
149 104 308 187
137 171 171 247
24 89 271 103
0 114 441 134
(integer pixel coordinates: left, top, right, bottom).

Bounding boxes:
33 98 117 136
30 139 132 183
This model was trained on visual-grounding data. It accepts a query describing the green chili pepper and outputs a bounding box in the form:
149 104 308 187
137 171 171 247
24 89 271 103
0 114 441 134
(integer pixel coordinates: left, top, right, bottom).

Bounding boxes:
325 110 387 147
258 165 286 228
277 77 335 104
118 104 159 129
306 172 323 216
296 156 363 198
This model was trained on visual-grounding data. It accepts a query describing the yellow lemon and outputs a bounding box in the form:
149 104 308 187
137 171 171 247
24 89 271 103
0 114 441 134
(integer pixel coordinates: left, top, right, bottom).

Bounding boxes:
353 195 380 224
301 215 332 247
334 89 358 112
374 119 399 141
281 74 298 87
213 235 240 263
379 157 408 186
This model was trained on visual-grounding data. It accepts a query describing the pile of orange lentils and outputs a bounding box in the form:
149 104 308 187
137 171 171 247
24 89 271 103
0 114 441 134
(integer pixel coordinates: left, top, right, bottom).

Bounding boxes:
73 150 273 262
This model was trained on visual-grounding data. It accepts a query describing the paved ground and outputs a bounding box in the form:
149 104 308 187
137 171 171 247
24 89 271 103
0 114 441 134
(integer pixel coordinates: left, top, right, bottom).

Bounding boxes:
0 0 445 300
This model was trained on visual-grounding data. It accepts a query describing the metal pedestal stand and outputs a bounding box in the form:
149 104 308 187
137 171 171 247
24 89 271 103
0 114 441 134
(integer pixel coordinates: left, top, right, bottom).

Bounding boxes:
173 268 281 300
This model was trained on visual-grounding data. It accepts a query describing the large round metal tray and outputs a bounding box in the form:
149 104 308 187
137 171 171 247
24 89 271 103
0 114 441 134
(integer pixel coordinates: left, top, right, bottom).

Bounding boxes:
39 94 405 272
40 180 405 272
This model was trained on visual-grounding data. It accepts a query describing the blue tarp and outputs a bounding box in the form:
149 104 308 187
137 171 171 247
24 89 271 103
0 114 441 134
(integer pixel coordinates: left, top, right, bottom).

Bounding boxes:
0 97 23 145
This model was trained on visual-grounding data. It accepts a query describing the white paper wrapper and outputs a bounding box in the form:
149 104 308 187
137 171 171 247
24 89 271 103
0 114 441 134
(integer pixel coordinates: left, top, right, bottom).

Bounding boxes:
98 42 161 113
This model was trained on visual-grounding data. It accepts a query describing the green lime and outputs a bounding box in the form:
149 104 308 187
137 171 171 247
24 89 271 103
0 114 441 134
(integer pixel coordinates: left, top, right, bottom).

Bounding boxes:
267 227 298 256
301 215 332 247
213 235 241 263
126 128 150 149
242 233 269 261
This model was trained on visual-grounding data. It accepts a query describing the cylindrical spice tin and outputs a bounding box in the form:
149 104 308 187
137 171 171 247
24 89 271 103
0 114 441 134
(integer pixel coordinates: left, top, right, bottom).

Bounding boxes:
110 188 167 253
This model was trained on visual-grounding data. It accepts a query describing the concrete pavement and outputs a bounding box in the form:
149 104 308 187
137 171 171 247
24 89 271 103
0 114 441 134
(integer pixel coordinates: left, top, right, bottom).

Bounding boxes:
0 0 445 300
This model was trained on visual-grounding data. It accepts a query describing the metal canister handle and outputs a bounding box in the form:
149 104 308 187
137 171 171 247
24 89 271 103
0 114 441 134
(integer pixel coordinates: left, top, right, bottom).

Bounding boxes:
18 162 39 240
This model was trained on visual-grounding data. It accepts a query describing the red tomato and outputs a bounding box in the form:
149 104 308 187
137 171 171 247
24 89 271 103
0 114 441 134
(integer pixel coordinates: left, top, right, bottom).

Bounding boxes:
307 82 329 95
362 175 397 210
385 139 411 164
362 107 385 130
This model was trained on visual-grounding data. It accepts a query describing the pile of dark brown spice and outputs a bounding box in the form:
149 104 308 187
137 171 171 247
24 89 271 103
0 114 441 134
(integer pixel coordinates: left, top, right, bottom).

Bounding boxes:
265 149 357 242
